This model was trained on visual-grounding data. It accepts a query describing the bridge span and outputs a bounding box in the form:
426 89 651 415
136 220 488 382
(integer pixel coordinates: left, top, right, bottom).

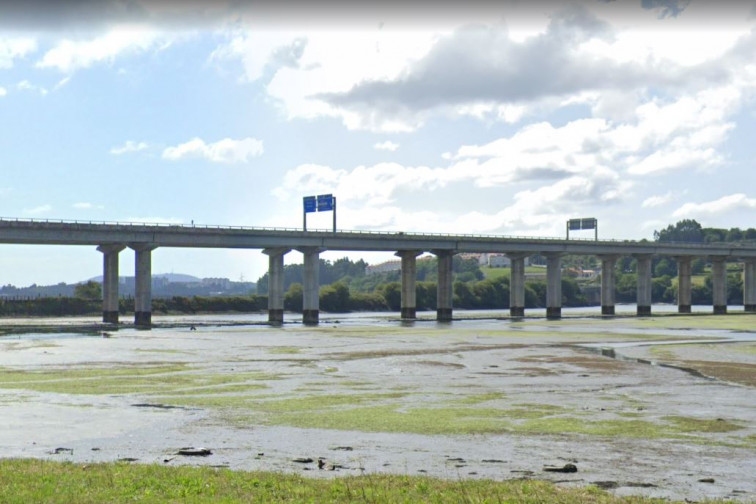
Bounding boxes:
2 218 755 326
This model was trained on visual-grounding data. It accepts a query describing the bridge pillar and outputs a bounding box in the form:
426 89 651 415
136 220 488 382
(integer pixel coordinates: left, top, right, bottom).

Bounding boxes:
744 259 756 312
598 255 619 316
634 254 653 316
97 244 125 324
507 253 528 317
675 256 692 313
131 244 156 327
397 250 422 320
300 247 321 325
433 250 454 322
263 248 290 324
545 253 562 319
710 257 727 314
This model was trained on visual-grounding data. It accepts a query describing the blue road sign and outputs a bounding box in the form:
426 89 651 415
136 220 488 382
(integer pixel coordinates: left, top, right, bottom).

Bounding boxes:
303 196 317 213
580 218 597 230
317 193 334 212
568 219 581 230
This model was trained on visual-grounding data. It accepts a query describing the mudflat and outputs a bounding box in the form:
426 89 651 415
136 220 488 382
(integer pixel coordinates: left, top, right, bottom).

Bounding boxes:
0 312 754 502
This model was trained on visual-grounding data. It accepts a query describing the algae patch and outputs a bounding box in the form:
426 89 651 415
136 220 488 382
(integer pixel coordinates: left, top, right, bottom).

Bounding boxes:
0 365 277 396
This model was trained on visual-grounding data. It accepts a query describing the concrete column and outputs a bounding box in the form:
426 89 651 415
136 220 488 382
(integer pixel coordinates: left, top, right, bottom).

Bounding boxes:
507 253 527 317
301 248 321 325
97 244 125 324
545 253 562 319
131 244 156 327
433 250 454 322
744 259 756 312
263 248 290 324
598 255 619 316
634 254 653 316
676 256 692 313
710 257 727 315
396 250 422 320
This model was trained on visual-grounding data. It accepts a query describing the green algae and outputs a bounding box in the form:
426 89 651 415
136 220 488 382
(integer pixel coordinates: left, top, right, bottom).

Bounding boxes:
270 405 513 435
0 365 280 396
267 346 302 354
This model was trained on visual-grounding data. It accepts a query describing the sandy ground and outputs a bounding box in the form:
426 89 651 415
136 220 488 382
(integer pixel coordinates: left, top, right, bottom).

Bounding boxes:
0 312 754 502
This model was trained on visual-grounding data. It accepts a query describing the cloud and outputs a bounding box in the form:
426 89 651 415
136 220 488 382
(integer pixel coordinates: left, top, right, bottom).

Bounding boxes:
162 137 264 164
374 141 399 152
17 80 48 96
110 140 149 155
24 204 53 216
642 0 691 19
314 5 702 131
72 202 104 210
0 87 6 97
0 37 36 68
226 2 752 133
672 193 756 219
36 25 170 73
641 192 674 208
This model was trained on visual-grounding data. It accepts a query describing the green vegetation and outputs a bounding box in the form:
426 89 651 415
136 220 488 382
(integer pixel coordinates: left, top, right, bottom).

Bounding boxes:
0 459 687 504
0 365 275 396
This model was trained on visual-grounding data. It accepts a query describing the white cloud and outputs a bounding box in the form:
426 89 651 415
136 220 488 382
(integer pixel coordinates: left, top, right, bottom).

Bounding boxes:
36 26 169 73
213 2 755 135
17 80 48 96
374 141 399 152
641 192 674 208
72 202 104 210
162 137 264 164
0 37 36 69
214 27 440 132
0 87 6 97
24 204 53 216
110 141 149 155
672 194 756 219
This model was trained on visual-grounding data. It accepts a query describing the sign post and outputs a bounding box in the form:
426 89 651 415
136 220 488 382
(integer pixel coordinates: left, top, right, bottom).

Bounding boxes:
303 194 336 232
303 196 317 231
566 217 598 240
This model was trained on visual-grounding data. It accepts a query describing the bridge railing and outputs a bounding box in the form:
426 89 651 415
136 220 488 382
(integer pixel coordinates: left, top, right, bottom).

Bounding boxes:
0 216 744 249
0 216 627 243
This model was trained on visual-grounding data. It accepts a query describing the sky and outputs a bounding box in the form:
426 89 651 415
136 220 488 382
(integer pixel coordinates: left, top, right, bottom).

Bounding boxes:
1 0 756 286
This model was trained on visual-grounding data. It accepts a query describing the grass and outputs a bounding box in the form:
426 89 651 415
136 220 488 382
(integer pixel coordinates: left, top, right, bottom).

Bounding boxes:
0 458 688 504
0 364 278 396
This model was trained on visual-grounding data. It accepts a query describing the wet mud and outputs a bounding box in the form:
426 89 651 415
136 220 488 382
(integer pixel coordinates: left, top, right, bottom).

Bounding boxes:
0 313 754 502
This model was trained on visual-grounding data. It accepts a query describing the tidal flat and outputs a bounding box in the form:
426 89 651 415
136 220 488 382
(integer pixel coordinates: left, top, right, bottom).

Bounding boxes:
0 312 754 502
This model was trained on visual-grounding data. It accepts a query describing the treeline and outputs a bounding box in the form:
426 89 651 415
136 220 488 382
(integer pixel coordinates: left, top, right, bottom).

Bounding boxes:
0 295 268 317
654 219 756 244
279 276 589 313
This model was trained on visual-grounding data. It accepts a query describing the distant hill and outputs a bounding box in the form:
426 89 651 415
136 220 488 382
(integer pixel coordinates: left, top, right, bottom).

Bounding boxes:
88 273 201 283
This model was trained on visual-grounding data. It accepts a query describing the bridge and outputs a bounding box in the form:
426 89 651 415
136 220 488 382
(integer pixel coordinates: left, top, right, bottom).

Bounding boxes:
2 218 755 326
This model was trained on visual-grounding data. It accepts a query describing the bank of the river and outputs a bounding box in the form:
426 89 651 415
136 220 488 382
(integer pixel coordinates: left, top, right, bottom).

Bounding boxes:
0 313 754 502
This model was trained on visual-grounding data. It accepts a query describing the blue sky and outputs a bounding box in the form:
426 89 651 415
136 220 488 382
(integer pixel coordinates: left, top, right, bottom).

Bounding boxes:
1 0 755 286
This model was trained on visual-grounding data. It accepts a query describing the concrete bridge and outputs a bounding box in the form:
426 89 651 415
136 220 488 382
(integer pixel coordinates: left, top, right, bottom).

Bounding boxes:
2 218 755 326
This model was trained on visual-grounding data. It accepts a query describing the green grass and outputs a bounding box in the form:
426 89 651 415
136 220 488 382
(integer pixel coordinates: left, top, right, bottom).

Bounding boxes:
0 458 687 504
0 365 278 396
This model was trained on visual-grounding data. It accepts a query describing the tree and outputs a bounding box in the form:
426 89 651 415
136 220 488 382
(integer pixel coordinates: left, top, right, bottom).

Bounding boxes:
378 282 401 311
654 257 677 277
654 219 703 243
320 282 350 312
284 283 303 312
74 281 101 300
